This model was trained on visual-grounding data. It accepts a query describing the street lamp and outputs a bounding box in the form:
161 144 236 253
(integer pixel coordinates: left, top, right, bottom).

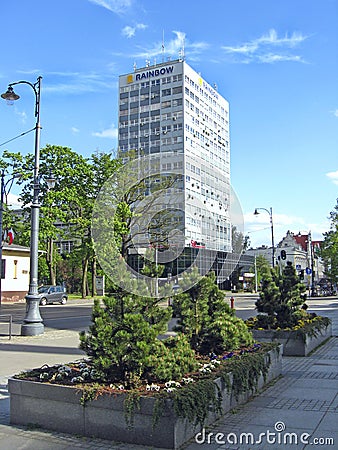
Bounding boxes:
1 76 46 335
254 207 275 268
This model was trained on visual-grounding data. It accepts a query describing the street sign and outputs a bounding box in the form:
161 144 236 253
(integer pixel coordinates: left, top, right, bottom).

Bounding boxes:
296 264 301 270
305 267 312 275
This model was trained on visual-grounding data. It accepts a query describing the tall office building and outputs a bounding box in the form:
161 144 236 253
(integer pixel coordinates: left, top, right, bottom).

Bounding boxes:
118 59 231 281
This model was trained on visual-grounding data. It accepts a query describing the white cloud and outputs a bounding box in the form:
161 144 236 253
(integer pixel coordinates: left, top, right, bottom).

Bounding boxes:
130 30 209 61
122 23 147 38
71 127 80 134
222 28 308 64
43 72 117 95
256 29 307 47
244 210 329 248
15 109 27 124
88 0 132 14
331 109 338 117
258 53 304 63
92 124 118 139
326 170 338 185
7 193 22 208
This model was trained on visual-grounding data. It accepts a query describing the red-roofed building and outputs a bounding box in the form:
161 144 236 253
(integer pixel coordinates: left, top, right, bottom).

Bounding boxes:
246 230 325 295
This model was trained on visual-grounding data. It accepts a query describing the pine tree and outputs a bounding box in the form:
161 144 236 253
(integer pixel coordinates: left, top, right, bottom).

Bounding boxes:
255 262 307 329
174 269 253 354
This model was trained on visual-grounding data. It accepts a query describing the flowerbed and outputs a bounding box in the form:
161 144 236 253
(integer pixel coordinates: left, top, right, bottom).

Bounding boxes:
247 315 332 356
10 343 282 449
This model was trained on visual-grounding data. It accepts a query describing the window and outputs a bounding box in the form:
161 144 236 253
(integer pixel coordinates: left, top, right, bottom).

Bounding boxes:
162 125 171 133
162 88 171 96
161 100 171 108
172 98 182 107
162 137 172 145
172 136 183 144
172 86 182 95
162 112 171 120
162 76 171 84
1 259 5 279
173 123 183 132
172 111 183 120
120 86 130 93
173 74 183 82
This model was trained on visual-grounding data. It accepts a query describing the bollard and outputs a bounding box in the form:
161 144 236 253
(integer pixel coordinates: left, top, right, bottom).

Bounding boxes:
230 296 235 309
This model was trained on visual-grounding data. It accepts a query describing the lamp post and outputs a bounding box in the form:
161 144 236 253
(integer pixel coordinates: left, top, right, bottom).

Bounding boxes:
1 76 45 335
254 207 275 268
299 231 315 297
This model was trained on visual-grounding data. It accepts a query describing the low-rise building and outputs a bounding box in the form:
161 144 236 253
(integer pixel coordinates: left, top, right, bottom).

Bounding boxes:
1 243 30 303
245 231 324 292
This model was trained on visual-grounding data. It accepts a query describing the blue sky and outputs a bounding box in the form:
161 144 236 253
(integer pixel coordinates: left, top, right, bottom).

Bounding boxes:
1 0 337 248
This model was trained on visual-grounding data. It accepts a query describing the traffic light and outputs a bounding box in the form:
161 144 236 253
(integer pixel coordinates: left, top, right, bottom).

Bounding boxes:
299 269 304 280
281 250 287 260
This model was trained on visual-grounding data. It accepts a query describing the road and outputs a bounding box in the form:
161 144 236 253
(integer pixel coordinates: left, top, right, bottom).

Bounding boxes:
0 301 94 337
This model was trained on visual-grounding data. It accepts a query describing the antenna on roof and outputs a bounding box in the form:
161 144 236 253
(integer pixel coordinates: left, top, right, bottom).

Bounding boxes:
133 62 137 72
161 30 165 63
145 59 150 67
179 35 185 61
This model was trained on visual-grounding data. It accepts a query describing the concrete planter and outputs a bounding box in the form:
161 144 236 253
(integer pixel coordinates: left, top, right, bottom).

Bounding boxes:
252 322 332 356
9 346 282 449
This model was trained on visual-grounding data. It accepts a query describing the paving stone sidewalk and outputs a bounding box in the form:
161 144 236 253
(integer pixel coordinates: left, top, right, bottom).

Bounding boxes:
0 300 337 450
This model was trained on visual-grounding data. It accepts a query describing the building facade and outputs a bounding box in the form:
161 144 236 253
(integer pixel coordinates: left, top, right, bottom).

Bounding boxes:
1 244 30 303
118 59 232 281
245 230 325 292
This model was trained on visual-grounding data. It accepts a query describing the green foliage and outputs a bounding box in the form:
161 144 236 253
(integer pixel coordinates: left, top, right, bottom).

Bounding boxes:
255 261 307 329
173 378 222 427
220 351 270 400
174 269 253 354
145 335 198 382
320 199 338 285
79 293 198 386
254 255 271 287
1 147 120 294
199 314 254 355
80 297 160 386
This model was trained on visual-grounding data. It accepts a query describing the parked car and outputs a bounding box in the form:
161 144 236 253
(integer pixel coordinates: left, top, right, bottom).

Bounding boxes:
37 285 68 306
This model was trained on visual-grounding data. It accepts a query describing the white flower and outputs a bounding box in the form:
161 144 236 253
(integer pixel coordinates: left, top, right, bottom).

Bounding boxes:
182 377 194 384
166 387 176 393
39 372 50 381
118 385 125 390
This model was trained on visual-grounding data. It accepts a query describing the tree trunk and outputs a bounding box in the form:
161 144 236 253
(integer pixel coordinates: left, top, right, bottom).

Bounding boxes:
46 237 56 285
82 257 89 298
91 255 97 297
